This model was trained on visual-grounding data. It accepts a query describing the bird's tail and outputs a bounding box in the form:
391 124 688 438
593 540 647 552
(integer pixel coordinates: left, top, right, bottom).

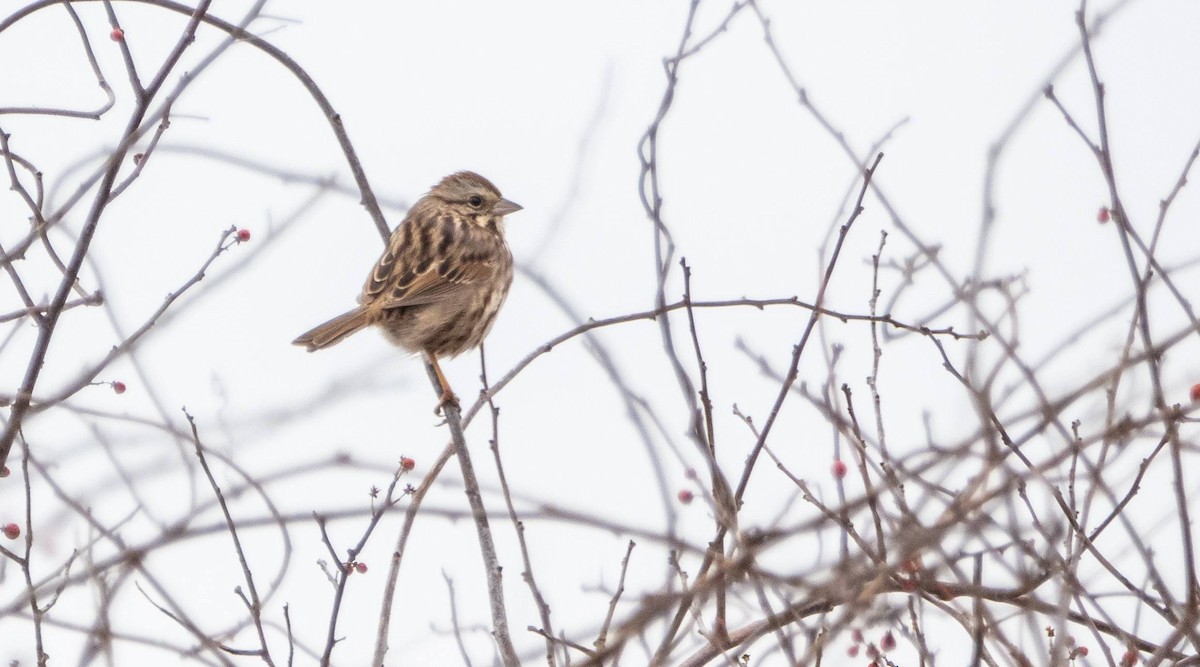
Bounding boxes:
292 307 372 351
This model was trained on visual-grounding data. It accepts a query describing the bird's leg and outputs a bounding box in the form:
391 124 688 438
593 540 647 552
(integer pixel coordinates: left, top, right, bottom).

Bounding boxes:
425 352 460 415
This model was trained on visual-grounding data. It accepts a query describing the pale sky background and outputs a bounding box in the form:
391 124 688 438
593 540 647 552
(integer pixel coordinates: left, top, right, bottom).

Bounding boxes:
2 0 1199 664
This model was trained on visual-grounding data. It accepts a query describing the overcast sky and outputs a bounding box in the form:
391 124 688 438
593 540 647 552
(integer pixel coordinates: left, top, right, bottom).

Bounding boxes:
2 1 1199 664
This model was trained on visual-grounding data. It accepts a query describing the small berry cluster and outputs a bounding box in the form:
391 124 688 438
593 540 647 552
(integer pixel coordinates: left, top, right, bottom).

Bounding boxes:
1047 627 1089 662
2 465 14 539
846 628 896 665
677 468 698 504
343 561 368 575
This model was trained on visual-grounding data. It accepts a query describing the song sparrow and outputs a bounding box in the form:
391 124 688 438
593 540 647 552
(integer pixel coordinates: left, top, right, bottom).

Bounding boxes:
293 171 521 410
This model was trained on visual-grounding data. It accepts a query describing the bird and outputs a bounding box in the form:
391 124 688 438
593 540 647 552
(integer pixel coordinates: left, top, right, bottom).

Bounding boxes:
293 171 521 411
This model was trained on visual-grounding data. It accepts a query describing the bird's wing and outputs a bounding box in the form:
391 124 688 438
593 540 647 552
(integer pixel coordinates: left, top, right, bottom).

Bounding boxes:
361 209 498 309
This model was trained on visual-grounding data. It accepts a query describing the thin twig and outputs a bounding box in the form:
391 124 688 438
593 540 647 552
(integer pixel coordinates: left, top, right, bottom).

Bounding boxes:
481 353 557 666
595 541 636 654
426 362 519 667
184 409 275 666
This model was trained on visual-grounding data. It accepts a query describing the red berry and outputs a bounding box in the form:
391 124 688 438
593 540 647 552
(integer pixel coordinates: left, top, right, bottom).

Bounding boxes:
1097 207 1110 223
3 523 19 540
0 465 8 478
851 629 864 644
847 645 859 657
832 459 848 478
355 562 367 573
677 489 694 504
1190 383 1200 402
110 27 124 42
1121 650 1137 666
400 457 415 471
1074 646 1089 657
112 381 126 394
236 229 251 242
881 630 895 651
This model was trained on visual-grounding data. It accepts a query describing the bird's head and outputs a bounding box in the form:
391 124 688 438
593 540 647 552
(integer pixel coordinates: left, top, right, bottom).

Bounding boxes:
430 171 522 232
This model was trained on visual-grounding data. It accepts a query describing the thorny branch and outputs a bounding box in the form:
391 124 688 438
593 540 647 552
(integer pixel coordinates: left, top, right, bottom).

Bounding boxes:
1 1 1197 666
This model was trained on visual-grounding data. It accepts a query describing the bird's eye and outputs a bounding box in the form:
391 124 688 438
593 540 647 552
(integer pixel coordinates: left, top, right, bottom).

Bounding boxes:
468 195 484 208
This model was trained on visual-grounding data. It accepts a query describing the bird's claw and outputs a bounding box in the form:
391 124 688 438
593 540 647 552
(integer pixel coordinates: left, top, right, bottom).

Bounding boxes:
434 390 460 416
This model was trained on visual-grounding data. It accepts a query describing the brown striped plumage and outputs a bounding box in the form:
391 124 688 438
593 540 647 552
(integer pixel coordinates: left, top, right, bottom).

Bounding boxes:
293 171 520 409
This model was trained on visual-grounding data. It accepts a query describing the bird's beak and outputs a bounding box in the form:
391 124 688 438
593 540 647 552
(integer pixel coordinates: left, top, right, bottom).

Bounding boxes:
494 198 523 216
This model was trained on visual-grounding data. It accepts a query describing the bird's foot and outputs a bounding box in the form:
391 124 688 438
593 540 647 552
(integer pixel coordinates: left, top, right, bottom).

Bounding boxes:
434 389 460 416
